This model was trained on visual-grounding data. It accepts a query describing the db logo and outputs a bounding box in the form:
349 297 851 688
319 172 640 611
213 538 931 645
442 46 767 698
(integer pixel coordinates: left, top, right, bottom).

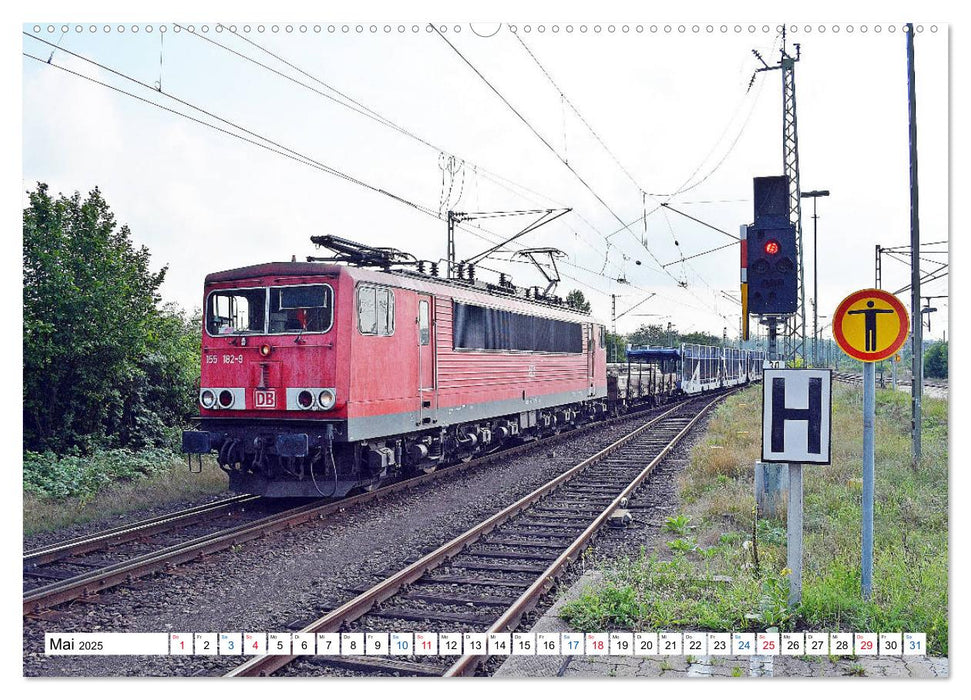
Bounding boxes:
254 390 276 409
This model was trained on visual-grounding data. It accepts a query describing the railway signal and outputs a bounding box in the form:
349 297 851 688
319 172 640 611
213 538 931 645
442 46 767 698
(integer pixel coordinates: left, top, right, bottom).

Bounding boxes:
746 223 798 315
741 176 799 348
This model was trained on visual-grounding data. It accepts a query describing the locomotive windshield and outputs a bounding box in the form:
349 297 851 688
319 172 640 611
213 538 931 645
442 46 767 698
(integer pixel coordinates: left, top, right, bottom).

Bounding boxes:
268 285 333 333
206 284 333 336
206 288 266 335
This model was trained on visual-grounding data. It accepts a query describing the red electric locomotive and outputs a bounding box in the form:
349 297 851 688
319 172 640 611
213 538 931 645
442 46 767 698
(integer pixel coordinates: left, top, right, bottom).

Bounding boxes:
182 237 608 497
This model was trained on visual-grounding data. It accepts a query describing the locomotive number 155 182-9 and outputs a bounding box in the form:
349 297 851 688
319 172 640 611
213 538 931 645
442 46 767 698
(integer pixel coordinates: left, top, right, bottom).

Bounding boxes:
206 354 245 365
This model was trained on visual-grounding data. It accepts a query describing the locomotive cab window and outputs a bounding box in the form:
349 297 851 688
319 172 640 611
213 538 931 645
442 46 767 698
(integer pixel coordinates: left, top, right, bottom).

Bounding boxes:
206 288 266 336
358 285 395 336
269 285 333 334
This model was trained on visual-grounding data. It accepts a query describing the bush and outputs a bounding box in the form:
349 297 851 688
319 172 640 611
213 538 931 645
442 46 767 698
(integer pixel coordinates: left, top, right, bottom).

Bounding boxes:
23 448 177 501
924 342 948 379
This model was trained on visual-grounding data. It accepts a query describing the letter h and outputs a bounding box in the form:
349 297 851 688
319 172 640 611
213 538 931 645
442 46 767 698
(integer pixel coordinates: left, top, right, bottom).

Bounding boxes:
771 377 822 454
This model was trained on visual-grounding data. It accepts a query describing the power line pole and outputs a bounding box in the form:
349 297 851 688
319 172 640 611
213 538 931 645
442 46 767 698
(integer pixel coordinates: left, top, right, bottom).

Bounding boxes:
611 294 617 363
875 244 882 288
782 36 806 366
906 23 923 466
801 190 830 367
755 28 806 364
447 210 457 278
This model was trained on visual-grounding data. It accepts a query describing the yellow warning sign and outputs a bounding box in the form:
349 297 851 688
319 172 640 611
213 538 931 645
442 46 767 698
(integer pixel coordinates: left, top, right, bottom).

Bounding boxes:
833 289 910 362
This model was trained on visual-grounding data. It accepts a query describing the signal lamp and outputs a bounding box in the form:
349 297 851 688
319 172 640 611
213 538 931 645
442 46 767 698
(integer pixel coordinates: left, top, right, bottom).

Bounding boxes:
764 240 780 255
200 389 216 409
318 388 336 410
218 390 234 408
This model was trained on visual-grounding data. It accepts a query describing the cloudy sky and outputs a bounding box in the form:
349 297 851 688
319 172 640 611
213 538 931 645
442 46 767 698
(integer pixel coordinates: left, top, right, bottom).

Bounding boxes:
21 17 949 343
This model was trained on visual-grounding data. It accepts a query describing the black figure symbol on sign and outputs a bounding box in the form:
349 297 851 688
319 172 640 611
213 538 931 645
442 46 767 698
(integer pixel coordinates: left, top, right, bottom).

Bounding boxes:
847 300 894 352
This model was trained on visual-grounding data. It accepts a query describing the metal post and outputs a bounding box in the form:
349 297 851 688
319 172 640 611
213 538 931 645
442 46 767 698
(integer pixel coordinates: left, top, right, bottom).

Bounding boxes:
447 211 456 279
611 294 617 363
801 189 829 366
862 361 876 600
875 245 882 289
812 197 818 366
906 23 923 466
788 462 803 606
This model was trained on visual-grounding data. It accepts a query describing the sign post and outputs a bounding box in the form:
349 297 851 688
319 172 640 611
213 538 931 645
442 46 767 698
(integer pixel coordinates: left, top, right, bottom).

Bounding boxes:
833 289 910 600
788 462 803 606
761 368 832 606
862 361 875 598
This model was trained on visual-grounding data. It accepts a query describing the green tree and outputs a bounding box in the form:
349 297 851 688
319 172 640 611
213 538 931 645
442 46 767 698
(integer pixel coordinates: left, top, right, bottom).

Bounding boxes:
679 330 722 346
924 341 948 379
628 323 672 347
605 332 626 363
565 289 592 313
23 183 197 452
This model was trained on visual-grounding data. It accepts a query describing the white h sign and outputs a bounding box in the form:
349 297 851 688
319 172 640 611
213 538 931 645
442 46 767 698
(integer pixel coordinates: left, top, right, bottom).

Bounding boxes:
762 369 832 464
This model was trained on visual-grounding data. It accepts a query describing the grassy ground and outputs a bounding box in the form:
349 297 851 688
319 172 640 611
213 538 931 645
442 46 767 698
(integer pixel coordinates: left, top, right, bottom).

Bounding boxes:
561 383 949 655
23 455 229 536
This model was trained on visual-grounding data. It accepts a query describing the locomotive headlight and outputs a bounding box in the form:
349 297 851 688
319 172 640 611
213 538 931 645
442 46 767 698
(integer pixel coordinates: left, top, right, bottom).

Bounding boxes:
259 343 272 357
200 389 216 409
318 388 336 410
218 390 235 408
297 390 315 409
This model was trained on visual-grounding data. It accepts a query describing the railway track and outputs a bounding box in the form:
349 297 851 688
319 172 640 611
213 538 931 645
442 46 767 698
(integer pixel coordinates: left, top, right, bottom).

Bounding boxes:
24 494 260 570
23 392 715 617
226 392 727 678
833 371 948 391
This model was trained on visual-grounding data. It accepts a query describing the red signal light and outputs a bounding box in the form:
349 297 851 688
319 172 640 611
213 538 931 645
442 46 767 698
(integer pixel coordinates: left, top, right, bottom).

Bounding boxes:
764 240 780 255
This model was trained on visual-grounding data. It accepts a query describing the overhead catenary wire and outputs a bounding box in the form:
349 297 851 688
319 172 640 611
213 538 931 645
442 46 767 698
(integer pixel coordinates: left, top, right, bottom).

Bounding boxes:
512 31 647 197
183 25 623 273
22 48 440 219
507 28 768 303
436 26 702 293
25 36 736 328
24 45 616 302
195 22 734 297
432 25 646 251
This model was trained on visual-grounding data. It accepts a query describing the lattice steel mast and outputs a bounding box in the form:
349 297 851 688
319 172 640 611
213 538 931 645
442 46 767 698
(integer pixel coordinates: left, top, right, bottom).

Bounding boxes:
755 27 806 361
782 35 806 362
